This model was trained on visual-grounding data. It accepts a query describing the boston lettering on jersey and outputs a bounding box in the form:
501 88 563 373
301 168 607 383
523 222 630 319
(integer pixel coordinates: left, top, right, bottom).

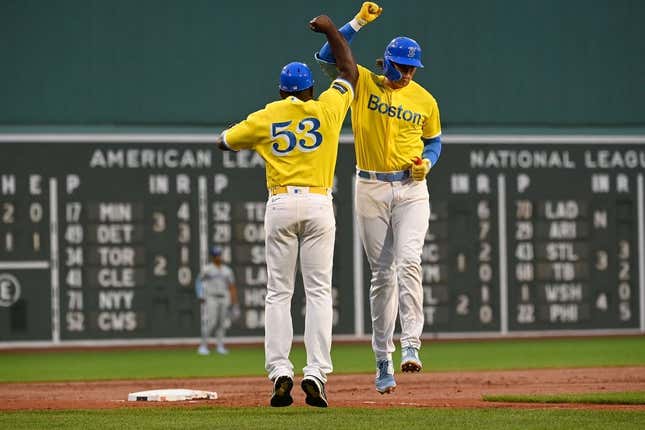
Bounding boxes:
367 94 422 125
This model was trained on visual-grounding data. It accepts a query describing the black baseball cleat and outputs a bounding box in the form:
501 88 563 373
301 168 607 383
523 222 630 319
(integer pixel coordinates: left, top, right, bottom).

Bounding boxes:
270 375 294 407
301 376 328 408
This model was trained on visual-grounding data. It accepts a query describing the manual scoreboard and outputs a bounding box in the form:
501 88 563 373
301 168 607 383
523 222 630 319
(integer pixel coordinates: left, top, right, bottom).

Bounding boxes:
0 136 643 343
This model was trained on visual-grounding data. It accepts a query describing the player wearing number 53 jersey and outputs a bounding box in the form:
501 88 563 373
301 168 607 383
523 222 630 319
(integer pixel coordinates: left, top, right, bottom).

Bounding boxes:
222 79 350 190
316 2 442 394
216 15 357 408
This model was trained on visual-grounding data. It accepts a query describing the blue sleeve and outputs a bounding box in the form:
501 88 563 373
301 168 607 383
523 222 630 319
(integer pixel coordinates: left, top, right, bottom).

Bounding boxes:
317 21 359 63
422 136 442 166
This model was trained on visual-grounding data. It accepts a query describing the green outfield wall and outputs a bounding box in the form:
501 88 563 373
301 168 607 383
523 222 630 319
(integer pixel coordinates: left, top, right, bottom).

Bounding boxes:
1 0 644 127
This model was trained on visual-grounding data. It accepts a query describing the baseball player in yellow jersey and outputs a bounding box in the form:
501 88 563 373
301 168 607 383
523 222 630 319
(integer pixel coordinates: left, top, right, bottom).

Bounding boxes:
315 2 443 394
215 15 357 408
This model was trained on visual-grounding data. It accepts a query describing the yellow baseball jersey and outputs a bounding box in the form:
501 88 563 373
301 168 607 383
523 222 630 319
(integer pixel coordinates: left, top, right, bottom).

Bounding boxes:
352 65 441 172
222 78 354 189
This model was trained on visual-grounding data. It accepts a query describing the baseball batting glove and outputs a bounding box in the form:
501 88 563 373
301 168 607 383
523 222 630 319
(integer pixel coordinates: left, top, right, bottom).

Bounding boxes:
411 157 431 181
355 2 383 26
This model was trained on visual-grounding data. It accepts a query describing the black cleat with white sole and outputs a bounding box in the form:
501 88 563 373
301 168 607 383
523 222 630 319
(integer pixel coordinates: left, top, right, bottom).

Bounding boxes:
301 376 328 408
270 375 294 407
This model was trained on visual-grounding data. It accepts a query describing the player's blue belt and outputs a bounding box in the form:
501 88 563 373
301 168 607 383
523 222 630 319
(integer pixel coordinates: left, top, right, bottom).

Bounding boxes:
356 169 410 182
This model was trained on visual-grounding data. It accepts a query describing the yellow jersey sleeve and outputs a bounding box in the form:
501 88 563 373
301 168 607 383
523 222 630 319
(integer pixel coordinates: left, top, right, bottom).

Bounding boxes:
221 109 268 151
317 78 355 126
422 98 442 140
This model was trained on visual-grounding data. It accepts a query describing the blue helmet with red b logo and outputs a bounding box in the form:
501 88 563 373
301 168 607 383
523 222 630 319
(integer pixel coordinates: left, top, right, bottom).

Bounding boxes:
383 37 424 82
279 62 314 92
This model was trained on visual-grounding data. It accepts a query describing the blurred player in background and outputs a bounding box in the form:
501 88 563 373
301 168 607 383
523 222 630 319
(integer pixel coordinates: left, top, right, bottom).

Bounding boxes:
195 246 240 355
214 15 357 408
315 2 442 394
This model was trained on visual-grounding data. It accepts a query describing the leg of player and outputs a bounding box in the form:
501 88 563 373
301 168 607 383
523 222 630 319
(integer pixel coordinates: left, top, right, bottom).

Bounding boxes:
299 193 335 407
355 179 398 394
393 181 430 372
264 195 298 407
215 300 229 355
198 298 216 355
198 301 209 355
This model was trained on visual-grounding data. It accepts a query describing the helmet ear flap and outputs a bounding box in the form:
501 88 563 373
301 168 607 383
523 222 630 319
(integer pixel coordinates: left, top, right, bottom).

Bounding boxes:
383 58 402 82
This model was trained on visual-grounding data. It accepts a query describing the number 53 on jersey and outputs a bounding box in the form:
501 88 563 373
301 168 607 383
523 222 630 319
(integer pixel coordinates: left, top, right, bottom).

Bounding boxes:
271 117 323 156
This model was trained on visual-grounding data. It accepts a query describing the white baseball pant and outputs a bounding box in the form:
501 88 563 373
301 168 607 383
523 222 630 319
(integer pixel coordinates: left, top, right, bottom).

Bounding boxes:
264 188 335 383
355 177 429 361
201 295 231 347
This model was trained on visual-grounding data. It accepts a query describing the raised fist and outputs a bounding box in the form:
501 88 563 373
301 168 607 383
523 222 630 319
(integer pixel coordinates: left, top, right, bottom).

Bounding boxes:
355 2 383 26
309 15 334 33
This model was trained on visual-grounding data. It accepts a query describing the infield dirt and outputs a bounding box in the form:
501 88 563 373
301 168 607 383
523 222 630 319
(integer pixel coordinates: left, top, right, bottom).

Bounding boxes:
1 367 645 411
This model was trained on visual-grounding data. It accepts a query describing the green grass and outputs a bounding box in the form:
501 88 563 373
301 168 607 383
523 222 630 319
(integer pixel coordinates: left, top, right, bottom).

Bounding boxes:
0 347 267 382
484 391 645 405
2 407 645 430
1 337 644 382
2 337 644 428
422 336 645 371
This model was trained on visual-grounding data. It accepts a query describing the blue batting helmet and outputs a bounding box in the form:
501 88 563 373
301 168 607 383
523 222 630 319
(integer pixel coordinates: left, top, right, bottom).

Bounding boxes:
279 62 314 92
383 37 424 82
209 246 222 257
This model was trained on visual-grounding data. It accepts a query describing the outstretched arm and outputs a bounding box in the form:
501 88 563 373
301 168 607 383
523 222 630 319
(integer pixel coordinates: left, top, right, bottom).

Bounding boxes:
310 15 358 88
315 2 382 77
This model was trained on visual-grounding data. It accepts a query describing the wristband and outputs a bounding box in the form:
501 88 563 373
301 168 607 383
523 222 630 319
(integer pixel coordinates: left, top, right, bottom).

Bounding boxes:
349 18 363 30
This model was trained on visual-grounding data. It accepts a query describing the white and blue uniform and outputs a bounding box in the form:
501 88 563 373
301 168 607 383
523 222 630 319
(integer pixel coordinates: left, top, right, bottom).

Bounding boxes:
196 263 235 351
